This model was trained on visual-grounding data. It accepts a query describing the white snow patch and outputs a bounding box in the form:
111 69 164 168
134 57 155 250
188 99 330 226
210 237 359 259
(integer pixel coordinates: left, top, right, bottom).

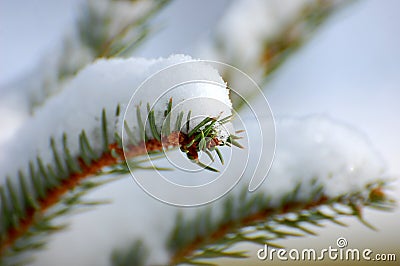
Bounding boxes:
246 115 385 201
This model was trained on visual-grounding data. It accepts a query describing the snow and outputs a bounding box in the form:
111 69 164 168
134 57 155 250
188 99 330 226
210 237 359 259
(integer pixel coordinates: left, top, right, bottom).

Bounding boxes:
0 88 30 157
255 115 385 200
0 55 232 183
30 115 386 266
121 59 233 144
197 0 345 102
201 0 314 67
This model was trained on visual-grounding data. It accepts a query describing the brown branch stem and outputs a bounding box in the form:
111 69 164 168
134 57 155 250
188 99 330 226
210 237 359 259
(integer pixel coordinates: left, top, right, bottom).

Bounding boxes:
170 195 331 265
0 132 181 255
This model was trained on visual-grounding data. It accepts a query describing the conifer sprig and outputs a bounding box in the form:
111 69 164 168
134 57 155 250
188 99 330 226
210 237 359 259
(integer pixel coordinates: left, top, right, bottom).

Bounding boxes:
0 99 238 265
167 180 396 265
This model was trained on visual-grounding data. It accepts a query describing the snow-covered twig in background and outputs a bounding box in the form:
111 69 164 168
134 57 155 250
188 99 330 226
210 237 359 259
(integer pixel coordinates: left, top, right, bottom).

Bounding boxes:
0 0 169 117
200 0 352 108
0 0 170 155
29 0 170 111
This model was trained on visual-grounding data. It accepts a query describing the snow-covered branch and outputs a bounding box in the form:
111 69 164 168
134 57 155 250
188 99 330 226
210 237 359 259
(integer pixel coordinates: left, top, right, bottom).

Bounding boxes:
200 0 350 108
0 55 238 264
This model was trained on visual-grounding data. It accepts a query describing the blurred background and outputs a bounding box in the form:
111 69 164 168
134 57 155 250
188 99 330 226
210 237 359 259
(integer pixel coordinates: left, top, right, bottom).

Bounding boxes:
1 0 399 265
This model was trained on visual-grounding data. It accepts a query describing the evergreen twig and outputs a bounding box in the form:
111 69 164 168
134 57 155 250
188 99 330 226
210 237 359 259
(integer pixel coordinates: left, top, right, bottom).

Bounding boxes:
167 181 396 265
0 99 238 265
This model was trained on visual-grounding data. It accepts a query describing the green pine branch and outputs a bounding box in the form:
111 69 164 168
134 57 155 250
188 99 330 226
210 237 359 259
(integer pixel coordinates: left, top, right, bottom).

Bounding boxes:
166 179 396 265
0 99 238 265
